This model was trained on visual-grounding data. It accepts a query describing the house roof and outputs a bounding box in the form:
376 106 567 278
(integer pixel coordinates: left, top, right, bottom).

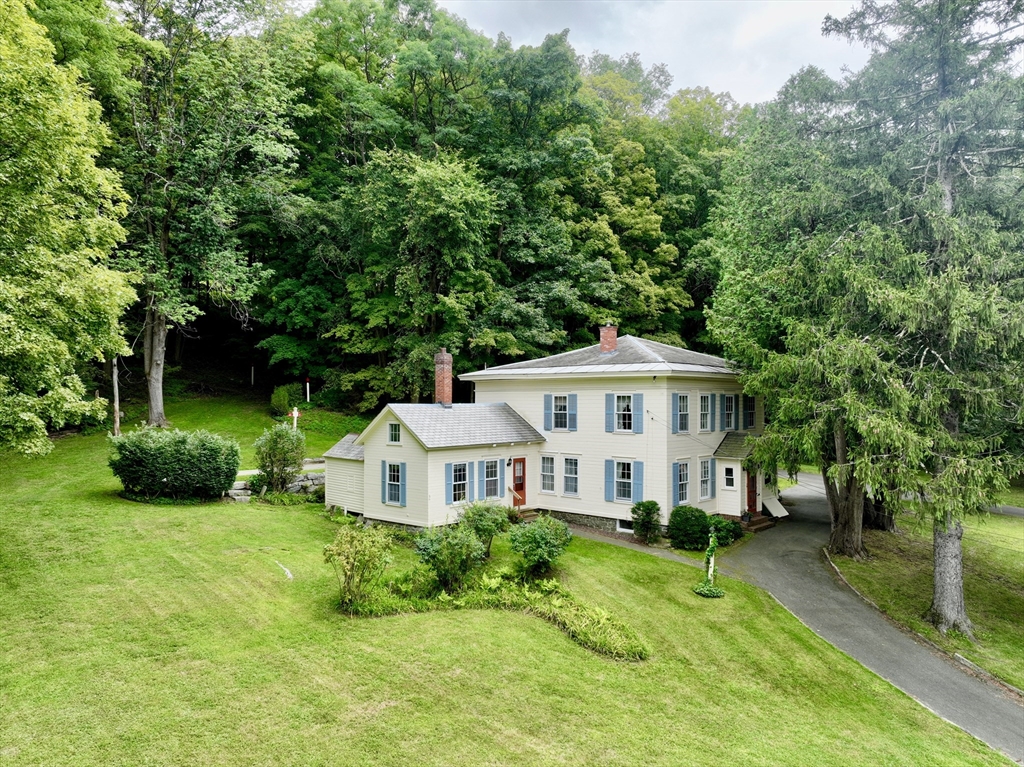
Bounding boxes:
459 335 736 380
713 432 754 460
324 433 364 461
380 403 545 450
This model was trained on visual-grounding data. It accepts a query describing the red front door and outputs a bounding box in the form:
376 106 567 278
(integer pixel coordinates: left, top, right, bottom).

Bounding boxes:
512 457 526 507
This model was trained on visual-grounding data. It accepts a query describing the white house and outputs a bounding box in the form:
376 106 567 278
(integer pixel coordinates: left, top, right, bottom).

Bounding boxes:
324 325 778 533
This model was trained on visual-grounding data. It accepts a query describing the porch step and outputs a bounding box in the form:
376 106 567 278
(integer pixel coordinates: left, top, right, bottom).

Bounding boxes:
517 510 540 523
742 515 777 533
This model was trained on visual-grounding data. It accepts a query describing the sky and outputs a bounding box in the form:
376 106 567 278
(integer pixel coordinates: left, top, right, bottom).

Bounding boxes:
434 0 874 105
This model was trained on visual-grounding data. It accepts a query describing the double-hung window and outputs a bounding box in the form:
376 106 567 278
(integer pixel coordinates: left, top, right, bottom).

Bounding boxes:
724 395 735 430
724 466 736 489
452 462 468 502
484 460 499 498
677 394 689 432
388 423 401 443
541 456 555 492
744 396 756 429
553 395 568 430
563 457 579 495
677 462 689 504
615 461 632 501
699 394 711 431
387 462 402 504
699 459 711 500
616 395 633 432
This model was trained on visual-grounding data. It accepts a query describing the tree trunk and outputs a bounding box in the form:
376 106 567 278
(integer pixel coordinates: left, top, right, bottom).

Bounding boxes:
112 356 121 437
863 492 896 532
822 420 868 559
144 305 169 426
926 512 974 637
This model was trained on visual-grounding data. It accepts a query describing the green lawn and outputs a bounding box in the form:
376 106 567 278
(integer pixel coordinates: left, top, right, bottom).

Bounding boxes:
0 398 1013 766
833 515 1024 691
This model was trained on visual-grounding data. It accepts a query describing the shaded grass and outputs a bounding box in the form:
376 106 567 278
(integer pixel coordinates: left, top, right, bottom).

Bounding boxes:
833 515 1024 690
0 398 1013 766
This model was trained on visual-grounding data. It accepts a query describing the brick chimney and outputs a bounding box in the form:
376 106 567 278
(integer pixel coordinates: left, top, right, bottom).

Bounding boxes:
599 323 618 353
434 347 453 407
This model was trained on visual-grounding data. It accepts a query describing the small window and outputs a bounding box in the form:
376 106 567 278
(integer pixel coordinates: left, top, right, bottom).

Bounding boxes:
553 395 568 430
616 518 634 534
541 456 555 492
700 459 711 500
677 462 689 504
700 394 710 431
616 395 633 432
615 460 632 501
724 395 735 430
563 457 579 495
387 462 401 504
677 394 689 432
452 462 467 503
744 396 756 429
388 423 401 443
724 466 735 489
485 459 499 498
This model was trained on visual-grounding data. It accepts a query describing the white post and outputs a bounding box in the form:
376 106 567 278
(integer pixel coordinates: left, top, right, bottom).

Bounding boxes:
305 377 310 403
251 366 254 387
291 406 299 431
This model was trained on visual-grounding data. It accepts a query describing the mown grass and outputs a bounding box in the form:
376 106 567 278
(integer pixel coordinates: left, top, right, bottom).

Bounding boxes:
0 398 1013 766
833 515 1024 691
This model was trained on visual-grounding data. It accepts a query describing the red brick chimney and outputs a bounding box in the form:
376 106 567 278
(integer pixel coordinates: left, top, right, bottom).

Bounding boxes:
434 347 453 407
599 323 618 353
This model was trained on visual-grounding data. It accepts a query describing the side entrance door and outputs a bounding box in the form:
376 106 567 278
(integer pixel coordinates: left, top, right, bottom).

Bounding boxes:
512 457 526 507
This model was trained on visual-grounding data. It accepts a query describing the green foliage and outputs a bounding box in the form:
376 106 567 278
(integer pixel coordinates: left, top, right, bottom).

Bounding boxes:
108 428 240 500
693 581 726 599
323 524 394 608
709 516 743 547
630 500 662 545
509 515 573 573
668 505 712 550
414 524 485 592
252 425 306 493
694 532 725 598
458 501 511 557
270 385 301 417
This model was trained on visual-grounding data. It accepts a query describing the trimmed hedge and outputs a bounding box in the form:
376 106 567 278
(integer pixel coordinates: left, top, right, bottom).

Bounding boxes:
109 428 240 501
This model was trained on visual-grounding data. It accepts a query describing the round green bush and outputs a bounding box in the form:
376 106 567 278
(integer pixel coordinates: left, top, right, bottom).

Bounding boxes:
709 515 743 546
509 515 572 573
630 500 662 544
108 428 240 501
252 424 306 493
667 505 711 550
415 524 485 592
458 501 511 557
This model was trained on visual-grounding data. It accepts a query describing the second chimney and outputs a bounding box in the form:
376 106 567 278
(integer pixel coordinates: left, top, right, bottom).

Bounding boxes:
434 347 453 407
599 323 618 353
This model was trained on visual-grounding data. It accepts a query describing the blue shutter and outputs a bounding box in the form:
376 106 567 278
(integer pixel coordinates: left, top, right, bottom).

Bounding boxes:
499 460 505 498
445 462 453 505
671 393 679 434
742 394 749 430
604 460 614 502
605 393 614 432
632 393 644 434
632 461 644 503
380 460 386 504
710 458 717 498
672 462 680 507
567 394 578 431
478 460 486 499
710 394 717 432
467 462 475 502
543 394 553 431
399 463 407 507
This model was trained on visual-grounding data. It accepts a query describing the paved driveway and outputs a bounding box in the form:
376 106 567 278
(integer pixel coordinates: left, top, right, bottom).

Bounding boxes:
718 475 1024 764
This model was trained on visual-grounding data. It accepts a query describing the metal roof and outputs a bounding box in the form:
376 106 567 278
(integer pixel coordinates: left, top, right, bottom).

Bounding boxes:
386 403 545 449
713 432 755 460
460 335 736 380
324 433 365 461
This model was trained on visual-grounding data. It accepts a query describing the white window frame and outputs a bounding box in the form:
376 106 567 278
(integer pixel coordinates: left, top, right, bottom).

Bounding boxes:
699 394 711 431
452 462 468 503
677 394 689 433
745 395 756 429
724 395 735 430
677 461 689 504
724 465 736 489
552 395 569 430
699 458 711 501
387 462 402 505
388 422 401 444
563 456 579 496
540 455 555 493
614 460 633 502
616 518 635 534
484 459 499 499
616 395 633 432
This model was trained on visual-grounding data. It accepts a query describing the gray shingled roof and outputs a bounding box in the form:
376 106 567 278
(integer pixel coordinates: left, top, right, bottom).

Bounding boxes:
388 403 545 449
324 433 365 460
714 432 754 460
460 335 735 379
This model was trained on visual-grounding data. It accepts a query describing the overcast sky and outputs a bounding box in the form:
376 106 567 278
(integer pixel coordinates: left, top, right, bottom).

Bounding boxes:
435 0 873 105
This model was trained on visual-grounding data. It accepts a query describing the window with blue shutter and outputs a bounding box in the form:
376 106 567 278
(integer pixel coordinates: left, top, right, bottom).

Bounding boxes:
499 460 505 498
567 393 577 431
632 393 644 434
632 461 644 503
604 460 614 501
399 463 407 507
467 461 475 502
478 460 486 500
671 394 679 434
710 458 717 498
672 462 680 506
710 394 717 431
445 462 454 505
543 394 553 431
719 394 727 431
380 460 387 504
605 393 614 432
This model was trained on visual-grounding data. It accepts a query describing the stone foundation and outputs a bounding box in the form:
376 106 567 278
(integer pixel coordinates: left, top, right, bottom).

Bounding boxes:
225 472 325 503
546 509 618 533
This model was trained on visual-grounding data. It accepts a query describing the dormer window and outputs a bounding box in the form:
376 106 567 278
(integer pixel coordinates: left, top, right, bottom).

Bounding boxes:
388 423 401 444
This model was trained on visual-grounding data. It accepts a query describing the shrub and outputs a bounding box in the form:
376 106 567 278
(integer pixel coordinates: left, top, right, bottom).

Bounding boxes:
459 501 511 556
667 505 712 550
109 428 240 501
630 500 662 544
509 515 572 573
307 484 326 504
324 524 394 608
252 425 306 493
415 524 485 592
709 515 743 546
270 383 303 416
